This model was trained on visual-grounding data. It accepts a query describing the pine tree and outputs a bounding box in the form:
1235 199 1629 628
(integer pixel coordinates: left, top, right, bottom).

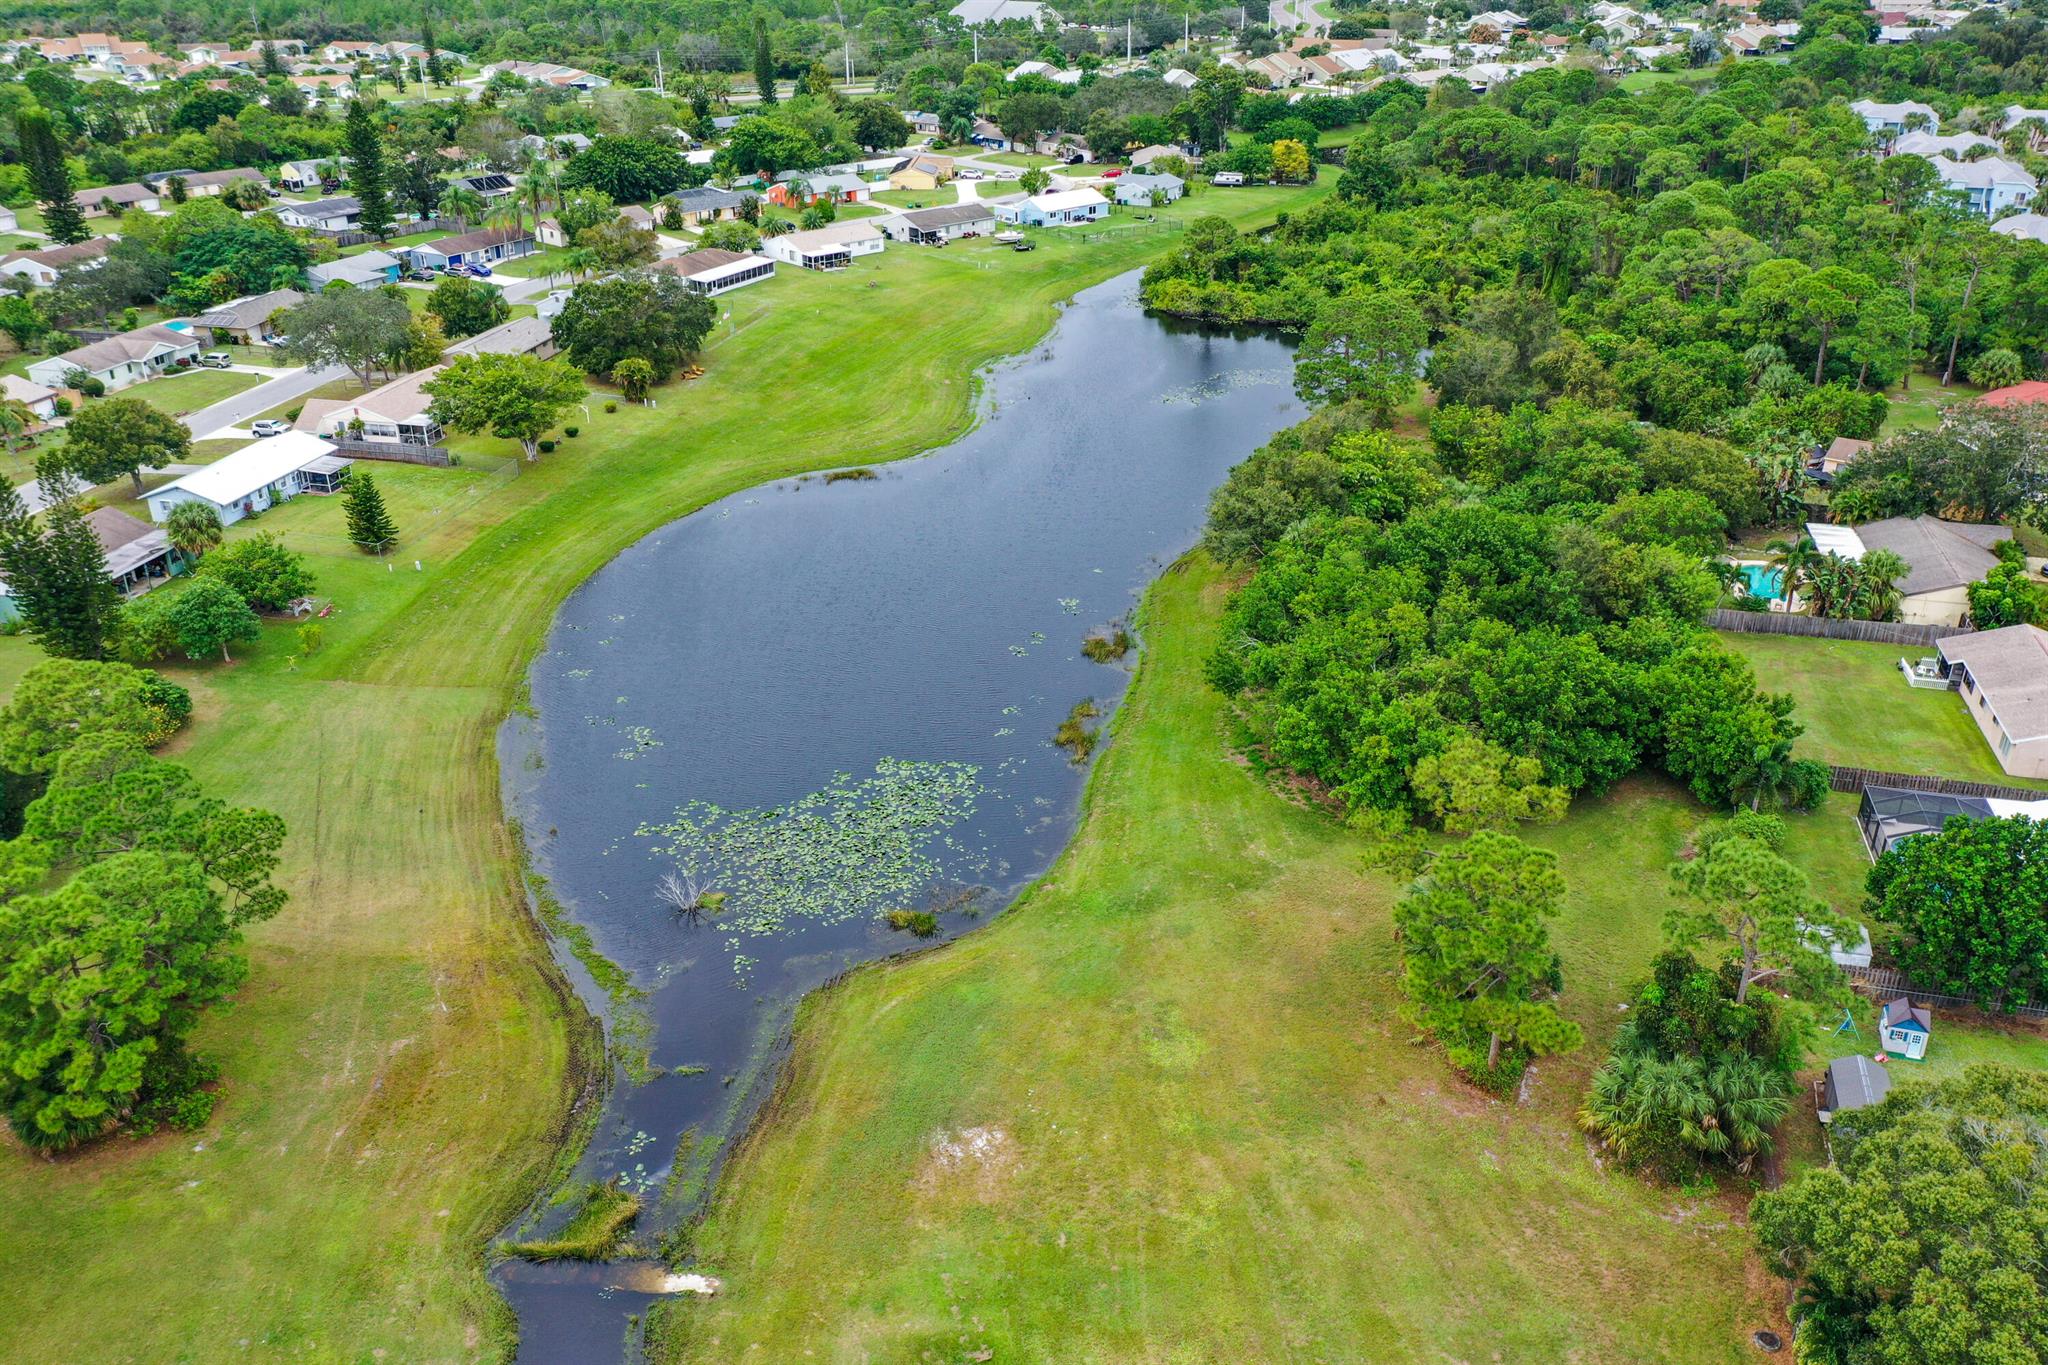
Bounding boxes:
0 482 120 659
16 111 85 246
342 100 394 240
421 12 446 85
258 20 285 75
343 472 398 554
753 17 777 105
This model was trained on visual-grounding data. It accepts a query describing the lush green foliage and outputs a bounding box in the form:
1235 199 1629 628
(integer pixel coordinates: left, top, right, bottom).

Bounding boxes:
195 532 316 612
44 397 190 495
0 488 122 661
422 352 587 461
0 658 187 772
548 271 715 382
342 472 399 554
1867 815 2048 1009
168 577 262 662
1754 1065 2048 1365
422 275 510 340
560 136 687 204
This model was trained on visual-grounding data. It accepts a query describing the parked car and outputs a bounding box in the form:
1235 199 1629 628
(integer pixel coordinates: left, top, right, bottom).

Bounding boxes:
1012 239 1037 252
467 261 493 277
1102 168 1123 178
957 168 984 180
250 419 291 438
197 351 233 368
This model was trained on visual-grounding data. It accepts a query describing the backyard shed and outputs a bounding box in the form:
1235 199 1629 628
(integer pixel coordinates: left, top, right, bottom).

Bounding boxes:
1879 997 1931 1060
1819 1054 1892 1121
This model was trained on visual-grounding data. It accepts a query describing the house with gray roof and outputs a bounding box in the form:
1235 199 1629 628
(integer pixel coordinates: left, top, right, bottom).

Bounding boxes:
1937 624 2048 777
1112 172 1185 206
442 313 557 360
276 196 362 231
308 250 401 289
662 186 754 227
877 203 995 244
25 323 201 392
194 288 304 345
1809 515 2012 625
1819 1054 1891 1121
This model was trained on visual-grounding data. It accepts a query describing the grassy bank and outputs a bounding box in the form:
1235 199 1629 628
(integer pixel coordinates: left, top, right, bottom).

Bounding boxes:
657 558 1815 1363
0 175 1331 1360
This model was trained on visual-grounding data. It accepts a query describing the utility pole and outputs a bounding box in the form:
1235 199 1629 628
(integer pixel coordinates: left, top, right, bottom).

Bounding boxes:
1126 12 1133 60
654 45 665 94
833 0 853 87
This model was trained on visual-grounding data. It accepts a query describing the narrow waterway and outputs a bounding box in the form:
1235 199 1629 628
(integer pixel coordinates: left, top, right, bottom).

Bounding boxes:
495 270 1303 1362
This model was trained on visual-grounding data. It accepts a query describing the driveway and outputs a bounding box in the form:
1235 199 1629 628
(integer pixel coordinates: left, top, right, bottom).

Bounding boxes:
184 363 346 440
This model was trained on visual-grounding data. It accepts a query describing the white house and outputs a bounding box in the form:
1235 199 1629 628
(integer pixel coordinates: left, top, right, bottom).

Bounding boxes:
1879 997 1931 1061
1936 624 2048 779
279 157 347 191
442 314 557 360
479 60 609 91
762 221 886 270
949 0 1051 25
652 247 776 294
1162 68 1198 90
276 195 362 231
993 187 1109 226
145 431 346 526
27 323 201 393
1892 129 2001 159
308 250 402 289
1851 98 1940 138
1111 172 1184 206
877 203 995 244
1932 154 2037 216
0 236 113 287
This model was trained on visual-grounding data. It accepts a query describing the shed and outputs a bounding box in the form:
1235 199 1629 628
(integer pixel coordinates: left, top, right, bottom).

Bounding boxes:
1879 997 1931 1060
1819 1054 1891 1121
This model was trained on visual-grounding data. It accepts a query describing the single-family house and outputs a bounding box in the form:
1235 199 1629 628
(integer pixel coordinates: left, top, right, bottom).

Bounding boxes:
663 187 753 227
889 154 955 191
1980 380 2048 406
1851 97 1940 138
1466 8 1527 33
1162 68 1198 90
518 132 593 158
276 195 362 231
194 289 304 346
768 172 872 207
288 74 354 105
320 40 384 63
479 60 609 91
294 367 446 446
451 173 516 204
1128 144 1186 171
1810 435 1870 482
1879 997 1931 1060
0 375 59 425
969 119 1014 151
762 220 886 270
1818 1054 1891 1122
279 157 347 191
404 226 536 272
906 111 944 137
0 505 184 623
26 323 201 393
654 248 775 295
0 206 16 234
79 181 160 217
949 0 1051 25
0 237 113 287
443 313 558 359
878 203 995 244
1932 154 2037 216
1726 23 1788 54
149 167 265 199
1807 516 2012 626
993 187 1109 227
1112 172 1184 206
1936 624 2048 778
145 430 348 526
308 250 401 289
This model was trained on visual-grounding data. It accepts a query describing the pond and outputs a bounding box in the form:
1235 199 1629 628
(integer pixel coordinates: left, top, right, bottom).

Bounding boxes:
495 269 1304 1362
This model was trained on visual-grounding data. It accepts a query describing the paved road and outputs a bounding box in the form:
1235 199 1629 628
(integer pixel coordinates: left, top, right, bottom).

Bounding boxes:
183 363 347 440
1269 0 1331 32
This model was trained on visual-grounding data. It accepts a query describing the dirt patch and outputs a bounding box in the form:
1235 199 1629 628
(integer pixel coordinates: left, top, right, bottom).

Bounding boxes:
913 1125 1019 1204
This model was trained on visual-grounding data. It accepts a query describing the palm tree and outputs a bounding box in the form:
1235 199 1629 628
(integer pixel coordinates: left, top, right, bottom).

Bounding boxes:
165 500 224 562
562 246 596 281
0 398 34 453
441 186 486 231
517 163 557 238
1765 534 1817 608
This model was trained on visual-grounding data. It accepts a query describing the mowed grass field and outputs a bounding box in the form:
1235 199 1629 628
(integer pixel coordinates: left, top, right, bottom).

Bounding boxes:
659 560 1818 1364
0 174 1333 1361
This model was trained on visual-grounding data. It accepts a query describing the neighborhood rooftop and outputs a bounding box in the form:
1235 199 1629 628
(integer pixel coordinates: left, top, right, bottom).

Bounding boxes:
1938 624 2048 741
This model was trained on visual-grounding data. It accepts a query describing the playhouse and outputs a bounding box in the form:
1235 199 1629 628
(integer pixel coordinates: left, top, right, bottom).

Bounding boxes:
1879 997 1932 1060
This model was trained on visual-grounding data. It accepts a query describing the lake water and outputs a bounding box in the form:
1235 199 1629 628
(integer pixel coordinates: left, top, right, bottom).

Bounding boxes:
495 270 1303 1362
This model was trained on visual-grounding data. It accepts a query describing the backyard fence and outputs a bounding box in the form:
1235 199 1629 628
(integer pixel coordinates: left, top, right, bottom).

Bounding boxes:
1826 764 2045 803
1707 610 1966 648
313 216 465 246
328 437 453 467
1844 965 2048 1020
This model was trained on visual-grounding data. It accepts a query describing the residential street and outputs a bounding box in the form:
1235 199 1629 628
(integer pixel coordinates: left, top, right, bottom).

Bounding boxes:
182 362 347 440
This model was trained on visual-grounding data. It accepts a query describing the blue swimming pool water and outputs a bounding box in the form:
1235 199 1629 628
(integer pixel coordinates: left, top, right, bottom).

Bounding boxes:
163 320 192 332
1738 563 1784 599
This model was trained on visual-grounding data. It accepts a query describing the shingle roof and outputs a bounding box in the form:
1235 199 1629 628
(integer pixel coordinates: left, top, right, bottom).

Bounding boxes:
420 226 532 256
1850 515 2012 595
52 324 196 373
195 288 304 329
656 247 751 277
1939 624 2048 740
896 203 995 228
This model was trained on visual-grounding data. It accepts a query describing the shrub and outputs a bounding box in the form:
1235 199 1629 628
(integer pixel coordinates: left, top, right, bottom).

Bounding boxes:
604 400 618 413
296 621 324 655
564 426 579 438
197 533 314 611
538 439 556 453
51 397 71 417
136 671 192 742
109 592 177 663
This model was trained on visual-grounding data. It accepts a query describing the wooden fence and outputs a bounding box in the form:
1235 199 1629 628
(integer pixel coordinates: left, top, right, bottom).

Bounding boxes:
1845 965 2048 1019
328 437 453 467
1707 609 1966 648
1826 764 2045 802
312 216 465 247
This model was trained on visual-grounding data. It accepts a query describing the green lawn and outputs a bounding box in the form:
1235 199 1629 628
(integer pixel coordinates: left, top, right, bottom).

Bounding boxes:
1619 69 1718 92
0 169 1337 1362
1883 371 1983 433
1718 631 2048 787
654 561 1800 1362
110 367 265 417
980 150 1061 169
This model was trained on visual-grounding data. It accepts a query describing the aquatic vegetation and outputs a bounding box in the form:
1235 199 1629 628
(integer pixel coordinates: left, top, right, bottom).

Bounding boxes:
824 467 878 483
1081 628 1133 663
885 909 940 937
503 1180 641 1262
1055 700 1102 762
639 760 983 937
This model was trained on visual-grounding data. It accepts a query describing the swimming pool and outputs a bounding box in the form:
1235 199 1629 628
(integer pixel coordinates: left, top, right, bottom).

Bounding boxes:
163 320 193 333
1735 562 1784 600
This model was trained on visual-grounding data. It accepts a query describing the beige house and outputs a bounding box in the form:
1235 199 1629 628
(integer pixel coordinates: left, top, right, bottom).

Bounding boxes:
1806 517 2012 627
1937 625 2048 778
889 154 954 191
